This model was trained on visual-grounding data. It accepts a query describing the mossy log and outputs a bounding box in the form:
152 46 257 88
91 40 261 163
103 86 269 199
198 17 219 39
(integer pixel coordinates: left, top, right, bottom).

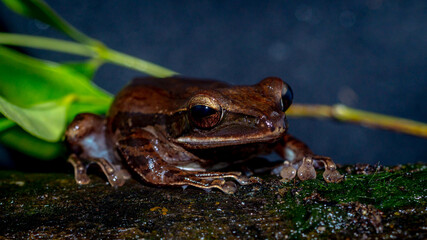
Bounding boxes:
1 163 426 239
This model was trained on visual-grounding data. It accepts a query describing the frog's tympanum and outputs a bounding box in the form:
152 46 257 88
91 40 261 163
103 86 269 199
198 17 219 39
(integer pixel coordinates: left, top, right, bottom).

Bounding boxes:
66 77 343 194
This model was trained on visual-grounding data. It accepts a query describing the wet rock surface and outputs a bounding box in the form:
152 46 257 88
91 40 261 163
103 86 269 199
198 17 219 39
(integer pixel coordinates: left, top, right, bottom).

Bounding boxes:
1 163 426 239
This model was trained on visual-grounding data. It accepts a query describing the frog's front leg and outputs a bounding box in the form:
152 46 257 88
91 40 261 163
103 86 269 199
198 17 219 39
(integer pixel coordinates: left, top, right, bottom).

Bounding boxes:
66 113 130 187
116 129 258 194
275 134 343 183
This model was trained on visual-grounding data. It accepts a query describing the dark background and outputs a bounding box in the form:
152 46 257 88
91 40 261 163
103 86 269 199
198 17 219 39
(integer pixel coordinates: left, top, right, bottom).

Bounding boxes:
0 0 426 169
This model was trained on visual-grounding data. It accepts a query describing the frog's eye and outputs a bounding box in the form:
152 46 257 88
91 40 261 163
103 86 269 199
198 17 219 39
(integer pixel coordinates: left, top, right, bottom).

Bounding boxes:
280 83 293 112
189 105 222 129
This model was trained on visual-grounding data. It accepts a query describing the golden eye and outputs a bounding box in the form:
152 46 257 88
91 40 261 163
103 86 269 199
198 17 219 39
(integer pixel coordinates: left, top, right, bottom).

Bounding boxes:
187 95 223 129
189 105 221 129
280 82 293 112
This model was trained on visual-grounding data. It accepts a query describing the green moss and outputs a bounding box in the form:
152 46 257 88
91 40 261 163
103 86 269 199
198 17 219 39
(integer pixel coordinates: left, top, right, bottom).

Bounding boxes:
269 164 426 238
277 164 426 210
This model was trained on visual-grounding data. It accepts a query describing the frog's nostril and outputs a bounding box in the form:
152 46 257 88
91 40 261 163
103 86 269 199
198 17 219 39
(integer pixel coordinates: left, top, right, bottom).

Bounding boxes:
262 118 275 132
258 114 283 132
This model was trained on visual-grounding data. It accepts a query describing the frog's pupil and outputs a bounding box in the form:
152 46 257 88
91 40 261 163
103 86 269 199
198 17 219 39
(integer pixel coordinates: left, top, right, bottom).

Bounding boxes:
191 105 216 119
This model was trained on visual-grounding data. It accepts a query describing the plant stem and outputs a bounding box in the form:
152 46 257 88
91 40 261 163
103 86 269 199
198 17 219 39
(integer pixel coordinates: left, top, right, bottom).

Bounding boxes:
100 48 177 77
0 33 177 77
287 104 427 138
0 33 94 56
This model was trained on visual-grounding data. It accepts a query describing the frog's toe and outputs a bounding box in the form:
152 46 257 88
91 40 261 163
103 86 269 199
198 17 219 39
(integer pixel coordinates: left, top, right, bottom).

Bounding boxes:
68 154 91 185
220 181 237 194
119 169 132 180
235 176 262 185
317 157 343 183
323 168 344 183
211 179 226 186
108 173 127 187
280 160 297 181
297 157 317 181
234 176 250 185
92 159 128 187
75 173 91 185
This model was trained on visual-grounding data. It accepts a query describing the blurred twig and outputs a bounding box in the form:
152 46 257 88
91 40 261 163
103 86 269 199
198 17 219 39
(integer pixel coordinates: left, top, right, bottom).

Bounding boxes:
288 104 427 138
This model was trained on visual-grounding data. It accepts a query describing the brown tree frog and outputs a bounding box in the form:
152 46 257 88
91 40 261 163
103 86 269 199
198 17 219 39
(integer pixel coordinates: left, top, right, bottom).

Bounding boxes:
65 77 343 194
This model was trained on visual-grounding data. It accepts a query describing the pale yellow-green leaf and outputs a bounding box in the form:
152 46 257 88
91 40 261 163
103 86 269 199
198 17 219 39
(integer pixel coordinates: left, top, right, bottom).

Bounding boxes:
0 45 111 107
0 96 68 142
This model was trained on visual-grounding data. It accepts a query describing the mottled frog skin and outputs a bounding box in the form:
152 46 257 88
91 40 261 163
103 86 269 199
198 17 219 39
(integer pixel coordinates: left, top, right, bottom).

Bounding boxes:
65 77 343 194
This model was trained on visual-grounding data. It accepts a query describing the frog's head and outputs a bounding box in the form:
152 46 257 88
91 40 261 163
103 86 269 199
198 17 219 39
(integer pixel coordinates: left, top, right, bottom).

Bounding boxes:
172 77 293 149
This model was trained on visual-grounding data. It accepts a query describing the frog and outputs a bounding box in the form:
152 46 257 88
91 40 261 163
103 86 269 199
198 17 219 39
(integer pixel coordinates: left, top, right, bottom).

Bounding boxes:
65 76 343 194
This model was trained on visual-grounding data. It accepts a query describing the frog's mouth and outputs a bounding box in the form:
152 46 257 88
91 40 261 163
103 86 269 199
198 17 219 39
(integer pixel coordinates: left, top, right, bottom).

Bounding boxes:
174 122 287 149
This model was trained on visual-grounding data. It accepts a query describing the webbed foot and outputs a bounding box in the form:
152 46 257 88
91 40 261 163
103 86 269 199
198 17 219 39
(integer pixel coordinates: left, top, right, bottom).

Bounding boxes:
278 155 343 183
275 134 343 183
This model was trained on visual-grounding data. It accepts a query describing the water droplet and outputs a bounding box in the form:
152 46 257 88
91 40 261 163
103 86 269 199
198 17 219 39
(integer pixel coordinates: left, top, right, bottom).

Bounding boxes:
34 20 50 30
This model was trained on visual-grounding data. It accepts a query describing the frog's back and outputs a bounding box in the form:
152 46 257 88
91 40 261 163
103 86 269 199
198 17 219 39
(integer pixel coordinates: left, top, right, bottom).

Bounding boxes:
108 76 230 123
129 76 230 94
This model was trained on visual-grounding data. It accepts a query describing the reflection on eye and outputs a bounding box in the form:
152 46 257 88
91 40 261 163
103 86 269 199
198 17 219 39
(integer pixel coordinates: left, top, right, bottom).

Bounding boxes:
281 83 293 112
189 105 221 129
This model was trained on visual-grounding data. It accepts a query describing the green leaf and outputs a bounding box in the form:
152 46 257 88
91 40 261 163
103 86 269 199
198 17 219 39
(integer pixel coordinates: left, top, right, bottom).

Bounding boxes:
1 0 96 45
0 46 113 141
0 96 69 142
0 45 111 108
0 117 16 132
67 101 110 122
0 126 64 160
60 58 104 81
